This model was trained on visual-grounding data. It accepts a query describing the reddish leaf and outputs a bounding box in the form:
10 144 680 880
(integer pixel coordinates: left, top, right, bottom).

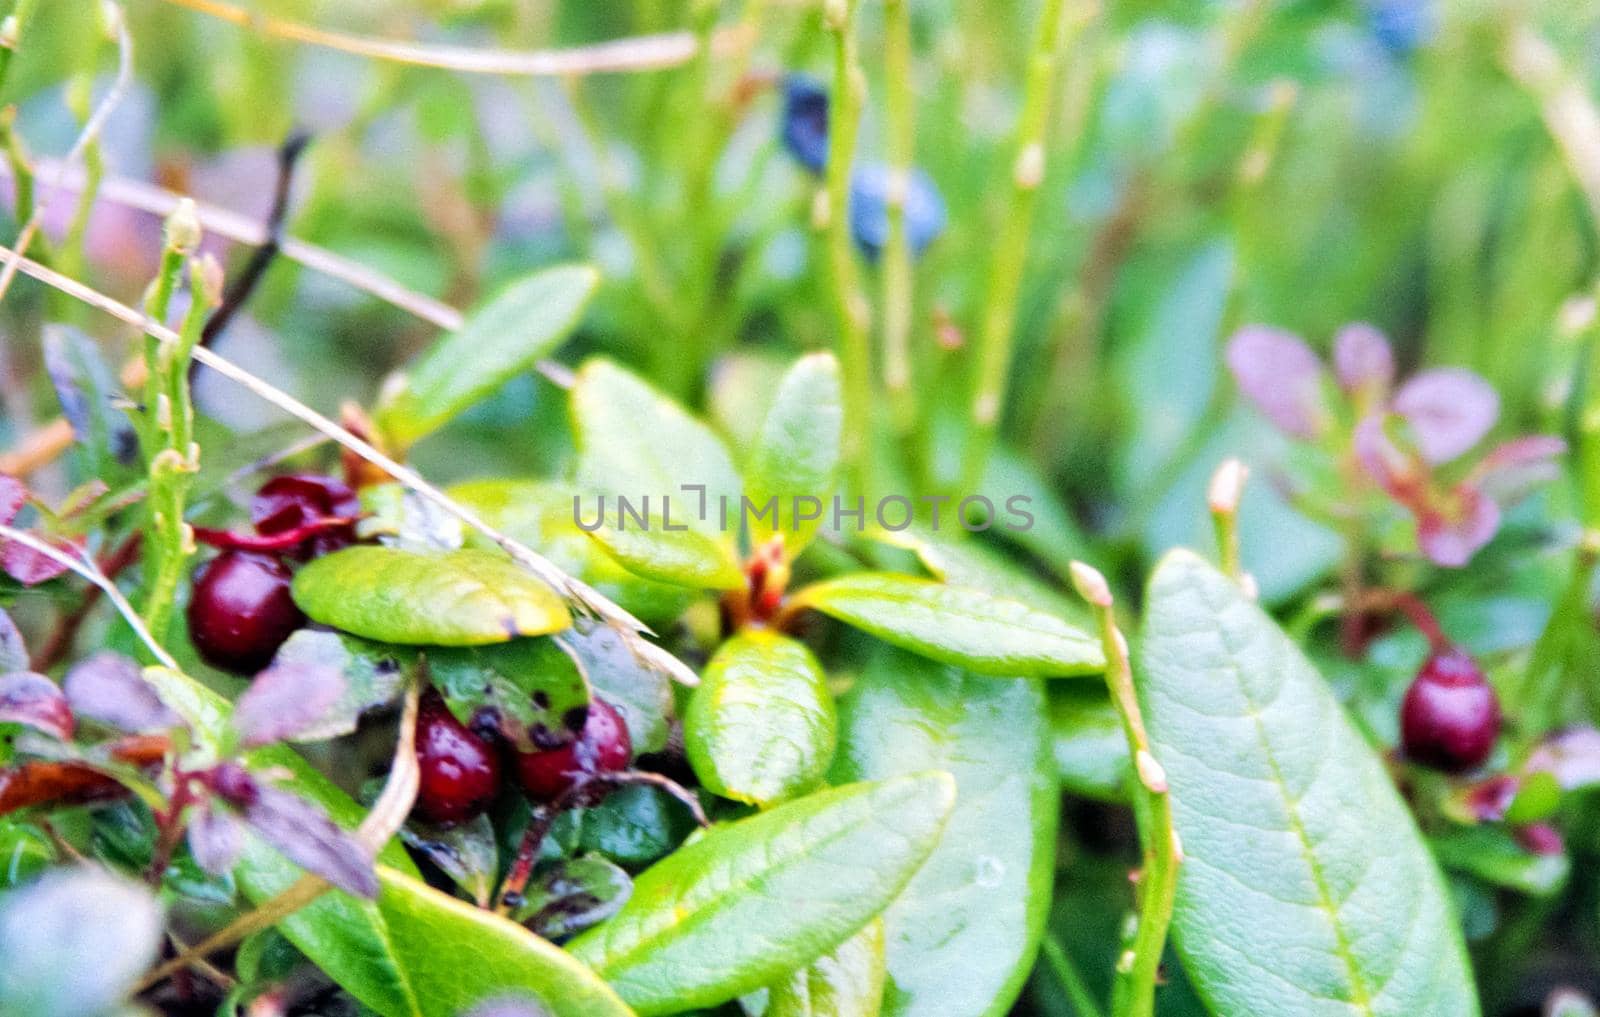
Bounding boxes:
1525 727 1600 791
0 532 80 587
1392 368 1498 464
0 734 168 816
0 474 25 522
187 805 245 876
1461 775 1519 822
0 671 75 740
232 660 346 748
64 652 180 734
1470 436 1566 504
237 779 378 898
1332 322 1394 396
1224 326 1330 439
1416 485 1500 568
1515 823 1565 856
1353 413 1424 500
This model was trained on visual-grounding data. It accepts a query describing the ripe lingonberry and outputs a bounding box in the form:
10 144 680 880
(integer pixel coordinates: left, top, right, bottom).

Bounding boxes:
251 474 360 559
187 551 304 675
1400 647 1500 773
780 74 829 174
514 698 631 803
413 691 503 826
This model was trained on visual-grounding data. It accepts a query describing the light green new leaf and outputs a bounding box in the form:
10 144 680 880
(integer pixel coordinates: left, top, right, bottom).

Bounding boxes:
569 773 956 1016
377 264 599 449
1139 551 1478 1017
767 919 887 1017
685 631 837 806
743 352 842 553
588 517 745 590
571 359 742 537
292 546 570 646
792 573 1103 677
831 651 1055 1017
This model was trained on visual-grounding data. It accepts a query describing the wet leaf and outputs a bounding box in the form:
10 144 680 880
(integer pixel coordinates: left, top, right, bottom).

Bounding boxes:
63 651 179 734
428 637 590 752
232 659 347 748
1139 550 1479 1016
292 546 570 646
515 854 633 941
742 352 842 553
377 264 599 450
568 774 956 1016
791 573 1103 677
1393 368 1498 464
766 919 886 1017
831 650 1054 1017
0 671 75 740
401 812 499 907
0 867 163 1017
685 631 837 807
560 620 673 755
268 629 412 742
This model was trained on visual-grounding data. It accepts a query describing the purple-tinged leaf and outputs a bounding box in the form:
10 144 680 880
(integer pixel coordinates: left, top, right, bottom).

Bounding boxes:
1471 435 1566 504
0 475 25 522
1224 326 1330 439
1393 368 1498 464
1525 727 1600 791
0 671 75 740
1461 775 1519 822
187 805 245 876
63 652 180 734
1416 485 1500 568
0 532 79 587
1353 413 1424 499
232 660 346 748
463 1000 554 1017
238 780 379 898
0 609 29 673
1332 322 1395 396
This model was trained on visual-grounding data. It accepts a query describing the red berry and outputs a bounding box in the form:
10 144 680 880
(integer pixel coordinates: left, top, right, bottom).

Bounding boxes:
187 551 305 675
251 474 360 559
514 698 632 802
1400 648 1500 773
414 691 503 826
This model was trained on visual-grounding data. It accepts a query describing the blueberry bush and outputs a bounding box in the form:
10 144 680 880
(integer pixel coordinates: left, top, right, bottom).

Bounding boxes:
1 2 1599 1016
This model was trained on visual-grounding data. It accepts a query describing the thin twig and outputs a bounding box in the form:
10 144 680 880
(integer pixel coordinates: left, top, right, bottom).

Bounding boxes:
0 244 701 687
0 0 132 307
162 0 752 77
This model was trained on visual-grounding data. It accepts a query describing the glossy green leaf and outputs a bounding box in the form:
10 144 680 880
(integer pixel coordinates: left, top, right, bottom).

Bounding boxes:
742 352 842 553
865 527 1086 625
377 264 599 449
831 650 1055 1017
400 814 499 908
767 918 886 1017
792 573 1103 677
1139 550 1479 1017
571 359 742 536
575 784 696 866
1049 686 1130 803
450 479 694 625
292 546 570 646
587 516 744 590
562 619 674 754
515 854 634 941
569 773 957 1016
428 637 589 752
685 631 837 806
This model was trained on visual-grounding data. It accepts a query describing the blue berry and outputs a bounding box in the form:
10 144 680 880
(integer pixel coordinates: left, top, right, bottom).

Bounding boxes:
849 163 947 262
780 74 829 174
1368 0 1432 56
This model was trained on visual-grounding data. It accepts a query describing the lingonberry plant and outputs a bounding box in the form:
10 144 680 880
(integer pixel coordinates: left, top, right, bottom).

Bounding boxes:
3 2 1600 1017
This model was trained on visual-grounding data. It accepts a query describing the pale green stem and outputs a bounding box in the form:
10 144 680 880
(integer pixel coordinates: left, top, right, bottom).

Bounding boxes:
1042 933 1107 1017
881 0 917 436
956 0 1073 490
820 0 872 492
1070 563 1179 1017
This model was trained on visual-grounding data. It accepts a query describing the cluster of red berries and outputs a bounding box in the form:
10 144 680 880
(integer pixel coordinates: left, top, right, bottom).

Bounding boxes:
187 474 360 675
414 691 632 826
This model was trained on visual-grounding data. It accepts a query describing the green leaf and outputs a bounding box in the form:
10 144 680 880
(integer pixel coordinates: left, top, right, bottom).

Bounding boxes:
292 546 570 646
864 527 1085 625
831 650 1055 1017
377 265 599 449
400 813 499 908
767 919 886 1017
685 631 837 806
587 515 745 590
1139 550 1479 1017
1431 827 1569 897
791 573 1103 677
450 479 694 625
742 352 842 553
562 619 674 754
515 854 634 941
569 773 957 1016
428 637 590 752
1049 686 1130 803
571 359 742 536
575 784 696 866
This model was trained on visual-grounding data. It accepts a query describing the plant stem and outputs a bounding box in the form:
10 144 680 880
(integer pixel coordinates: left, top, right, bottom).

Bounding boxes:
956 0 1074 490
820 0 872 493
1069 563 1179 1017
881 0 917 437
1041 934 1107 1017
1207 458 1248 582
